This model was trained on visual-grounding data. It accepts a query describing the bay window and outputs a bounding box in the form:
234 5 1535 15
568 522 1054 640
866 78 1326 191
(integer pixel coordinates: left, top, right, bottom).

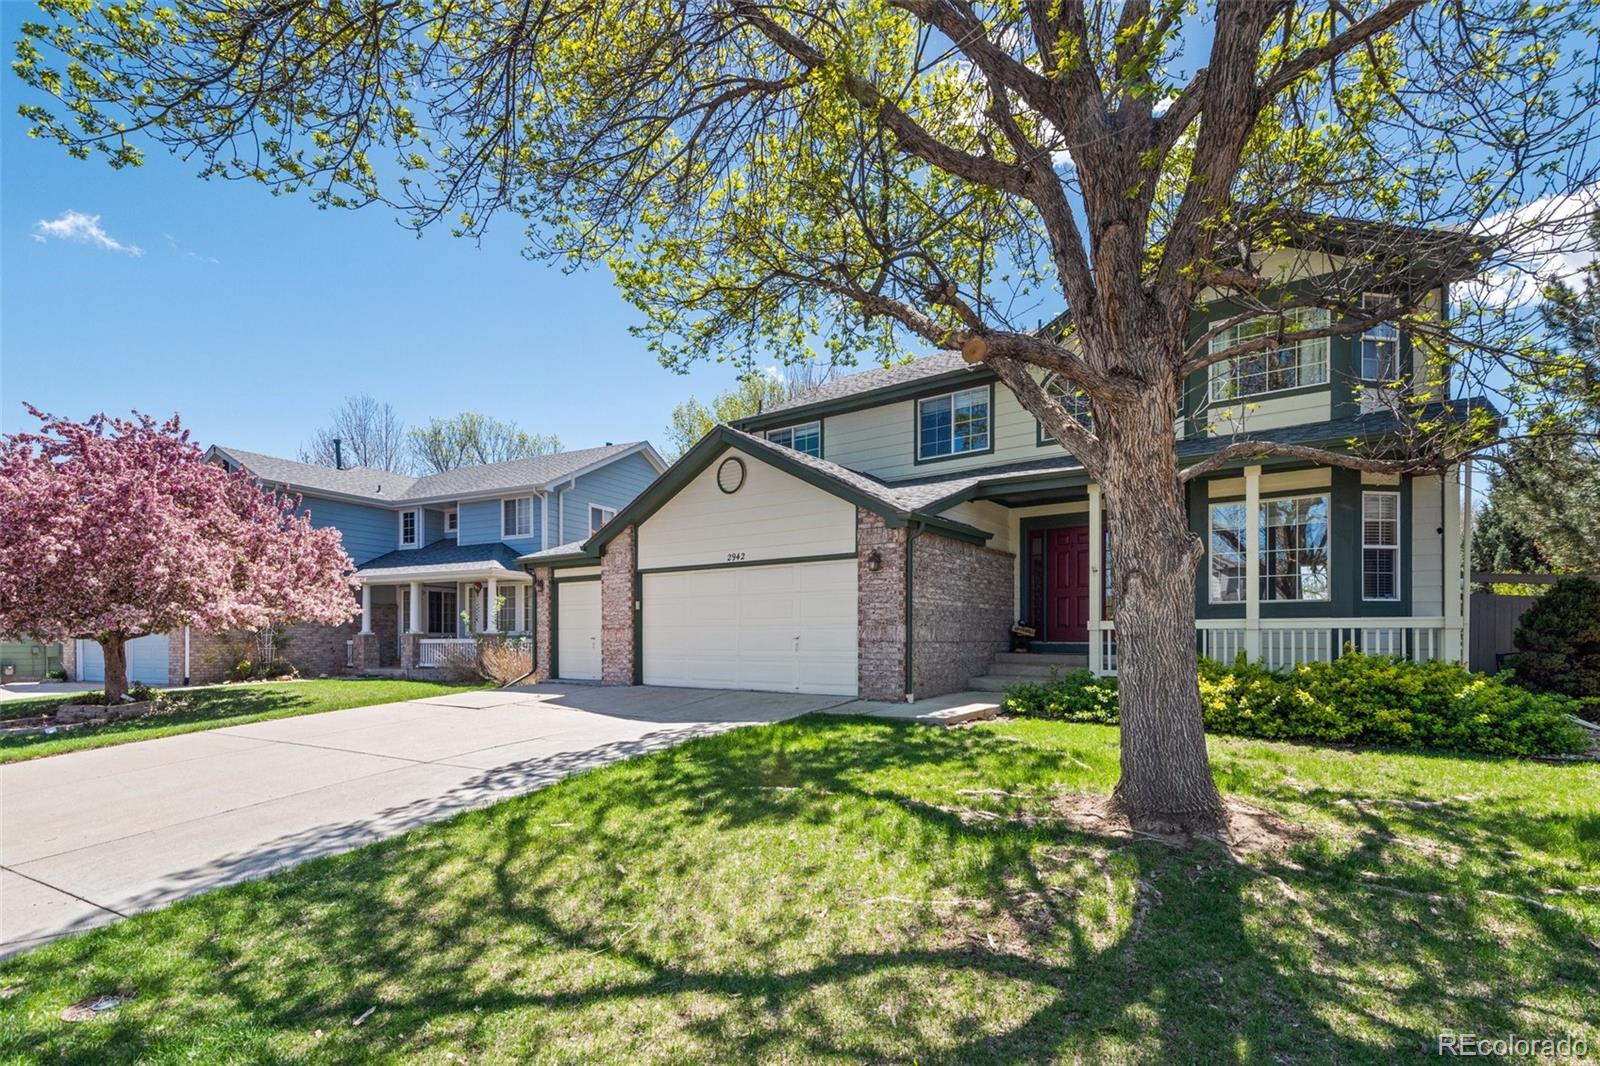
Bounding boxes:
1208 308 1331 401
1208 493 1331 603
1362 491 1401 600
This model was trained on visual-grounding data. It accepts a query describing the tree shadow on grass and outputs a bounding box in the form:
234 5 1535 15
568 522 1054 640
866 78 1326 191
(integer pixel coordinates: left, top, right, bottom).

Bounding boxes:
5 716 1595 1063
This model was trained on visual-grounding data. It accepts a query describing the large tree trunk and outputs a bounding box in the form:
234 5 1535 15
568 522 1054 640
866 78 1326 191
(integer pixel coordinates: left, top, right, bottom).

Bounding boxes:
100 635 129 704
1099 381 1228 836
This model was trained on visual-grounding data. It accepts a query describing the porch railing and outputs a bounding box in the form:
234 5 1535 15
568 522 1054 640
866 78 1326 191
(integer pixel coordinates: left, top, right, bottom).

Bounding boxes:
418 638 477 668
1091 618 1454 676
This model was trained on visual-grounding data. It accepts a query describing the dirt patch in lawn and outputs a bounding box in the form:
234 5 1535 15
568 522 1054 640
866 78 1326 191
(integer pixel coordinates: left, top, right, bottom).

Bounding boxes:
1050 792 1311 859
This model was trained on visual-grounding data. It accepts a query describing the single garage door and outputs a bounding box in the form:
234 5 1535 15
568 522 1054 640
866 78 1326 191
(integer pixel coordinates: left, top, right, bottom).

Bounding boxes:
77 634 170 685
643 559 857 696
557 580 603 681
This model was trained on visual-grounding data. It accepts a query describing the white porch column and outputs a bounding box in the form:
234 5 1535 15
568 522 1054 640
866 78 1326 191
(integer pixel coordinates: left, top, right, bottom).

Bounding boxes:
485 577 500 633
1461 461 1474 665
408 581 424 634
1087 483 1103 674
359 583 373 635
1442 463 1464 662
1244 464 1262 662
515 583 527 634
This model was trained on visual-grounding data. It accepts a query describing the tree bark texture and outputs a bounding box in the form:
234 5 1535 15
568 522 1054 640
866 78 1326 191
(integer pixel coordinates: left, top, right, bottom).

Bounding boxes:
100 635 129 704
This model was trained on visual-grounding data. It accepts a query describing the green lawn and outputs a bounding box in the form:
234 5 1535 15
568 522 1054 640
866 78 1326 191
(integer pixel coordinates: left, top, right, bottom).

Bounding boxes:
0 679 491 763
0 716 1595 1063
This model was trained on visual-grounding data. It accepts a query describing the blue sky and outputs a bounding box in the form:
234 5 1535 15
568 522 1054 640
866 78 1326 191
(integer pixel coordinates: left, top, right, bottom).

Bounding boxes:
0 7 750 464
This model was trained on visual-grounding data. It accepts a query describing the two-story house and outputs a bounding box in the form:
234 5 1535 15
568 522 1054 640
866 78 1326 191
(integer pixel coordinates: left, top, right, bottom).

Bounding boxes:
63 442 666 685
520 258 1485 701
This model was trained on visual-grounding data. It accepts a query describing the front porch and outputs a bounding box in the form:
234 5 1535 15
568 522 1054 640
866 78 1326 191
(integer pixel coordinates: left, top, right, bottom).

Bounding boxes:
982 463 1470 677
350 545 536 675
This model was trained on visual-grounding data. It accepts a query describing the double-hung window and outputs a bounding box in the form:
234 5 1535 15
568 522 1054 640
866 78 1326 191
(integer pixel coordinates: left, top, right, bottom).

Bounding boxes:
1039 374 1094 443
1208 308 1331 402
1362 491 1401 601
917 386 991 460
766 421 822 457
444 509 458 535
497 592 518 633
1208 494 1331 603
399 510 418 548
1360 294 1402 383
590 505 616 535
502 497 533 539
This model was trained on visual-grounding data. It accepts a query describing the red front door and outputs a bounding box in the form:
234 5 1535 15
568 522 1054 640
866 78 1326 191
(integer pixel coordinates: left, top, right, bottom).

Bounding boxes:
1047 526 1090 642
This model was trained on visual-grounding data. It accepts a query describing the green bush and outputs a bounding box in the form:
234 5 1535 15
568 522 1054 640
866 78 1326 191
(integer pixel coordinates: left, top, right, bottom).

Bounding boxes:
1512 576 1600 698
1002 654 1590 757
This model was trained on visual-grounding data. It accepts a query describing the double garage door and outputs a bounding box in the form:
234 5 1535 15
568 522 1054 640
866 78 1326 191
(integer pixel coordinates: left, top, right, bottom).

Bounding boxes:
642 560 858 696
76 634 170 686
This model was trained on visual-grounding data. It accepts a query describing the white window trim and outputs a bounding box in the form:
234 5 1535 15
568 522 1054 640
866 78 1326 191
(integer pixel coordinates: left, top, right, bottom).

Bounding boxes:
398 509 419 550
916 385 992 461
444 508 458 535
1206 501 1248 605
501 496 534 539
766 420 822 456
1361 490 1402 602
1207 492 1333 604
589 504 617 535
1206 308 1332 403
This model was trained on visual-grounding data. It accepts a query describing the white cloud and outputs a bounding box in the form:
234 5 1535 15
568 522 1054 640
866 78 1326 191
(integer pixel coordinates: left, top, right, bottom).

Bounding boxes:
33 210 143 256
163 232 219 265
1467 185 1599 308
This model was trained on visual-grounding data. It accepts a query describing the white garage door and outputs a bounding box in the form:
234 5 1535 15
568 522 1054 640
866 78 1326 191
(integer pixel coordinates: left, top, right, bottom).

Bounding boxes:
557 580 603 681
643 560 857 696
77 634 170 685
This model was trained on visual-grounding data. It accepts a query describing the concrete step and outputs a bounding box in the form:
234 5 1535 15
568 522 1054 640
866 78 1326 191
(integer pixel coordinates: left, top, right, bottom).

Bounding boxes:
969 674 1060 692
978 660 1084 679
991 651 1088 668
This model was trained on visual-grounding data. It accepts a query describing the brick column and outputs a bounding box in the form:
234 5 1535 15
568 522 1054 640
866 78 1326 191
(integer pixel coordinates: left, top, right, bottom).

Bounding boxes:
353 632 381 673
601 525 638 686
531 567 555 682
400 633 422 676
857 510 908 701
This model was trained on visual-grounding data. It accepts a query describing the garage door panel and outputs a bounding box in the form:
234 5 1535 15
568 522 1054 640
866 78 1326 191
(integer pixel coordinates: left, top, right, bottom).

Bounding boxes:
643 560 857 696
77 635 169 685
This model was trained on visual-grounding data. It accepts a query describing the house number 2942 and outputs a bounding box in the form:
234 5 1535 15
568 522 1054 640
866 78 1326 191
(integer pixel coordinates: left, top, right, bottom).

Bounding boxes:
726 552 746 562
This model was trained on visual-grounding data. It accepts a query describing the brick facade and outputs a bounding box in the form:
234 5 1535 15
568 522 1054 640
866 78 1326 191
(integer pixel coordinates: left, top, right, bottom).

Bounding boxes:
531 566 555 682
857 510 909 701
61 638 76 680
600 526 638 685
909 533 1013 698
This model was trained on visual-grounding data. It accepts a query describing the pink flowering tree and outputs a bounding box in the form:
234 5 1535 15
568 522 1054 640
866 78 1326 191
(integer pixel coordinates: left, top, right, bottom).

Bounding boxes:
0 407 358 702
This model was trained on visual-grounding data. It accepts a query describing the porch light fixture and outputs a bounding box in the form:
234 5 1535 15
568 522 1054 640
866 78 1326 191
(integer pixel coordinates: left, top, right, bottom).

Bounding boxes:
865 549 883 572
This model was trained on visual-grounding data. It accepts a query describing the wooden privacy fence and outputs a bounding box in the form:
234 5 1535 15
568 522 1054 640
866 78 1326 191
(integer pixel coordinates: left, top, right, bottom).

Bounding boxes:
1468 572 1597 674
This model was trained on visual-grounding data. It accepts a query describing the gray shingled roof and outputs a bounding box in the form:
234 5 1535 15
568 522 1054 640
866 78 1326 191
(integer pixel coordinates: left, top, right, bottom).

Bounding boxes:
519 539 591 561
355 540 525 578
213 442 654 504
721 427 936 513
758 353 973 417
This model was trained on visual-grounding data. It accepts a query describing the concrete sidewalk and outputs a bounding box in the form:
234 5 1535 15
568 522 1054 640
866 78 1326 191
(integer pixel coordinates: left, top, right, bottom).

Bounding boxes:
0 684 842 958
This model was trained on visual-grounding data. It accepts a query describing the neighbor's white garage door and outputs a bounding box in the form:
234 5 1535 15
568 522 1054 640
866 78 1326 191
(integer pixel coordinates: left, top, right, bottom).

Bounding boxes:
76 634 170 685
643 560 858 696
557 580 603 681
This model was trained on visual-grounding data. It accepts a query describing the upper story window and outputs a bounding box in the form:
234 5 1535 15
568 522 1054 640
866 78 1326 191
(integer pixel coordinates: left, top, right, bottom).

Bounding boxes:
502 497 533 539
590 505 616 534
444 508 458 535
1362 491 1401 601
766 421 821 458
1039 374 1093 443
399 510 418 548
1208 493 1331 603
917 385 991 461
1360 295 1402 382
1207 307 1331 402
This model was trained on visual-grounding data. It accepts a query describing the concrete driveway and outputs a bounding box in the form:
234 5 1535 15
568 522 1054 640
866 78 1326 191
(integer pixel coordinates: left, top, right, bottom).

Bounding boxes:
0 684 847 958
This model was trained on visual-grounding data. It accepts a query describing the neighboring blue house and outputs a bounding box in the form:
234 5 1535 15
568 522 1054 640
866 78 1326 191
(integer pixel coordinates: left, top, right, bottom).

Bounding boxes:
201 441 666 674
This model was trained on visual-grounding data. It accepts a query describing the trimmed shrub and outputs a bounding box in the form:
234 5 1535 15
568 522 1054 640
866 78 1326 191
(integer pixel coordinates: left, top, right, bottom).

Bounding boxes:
1512 576 1600 698
1002 654 1589 757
